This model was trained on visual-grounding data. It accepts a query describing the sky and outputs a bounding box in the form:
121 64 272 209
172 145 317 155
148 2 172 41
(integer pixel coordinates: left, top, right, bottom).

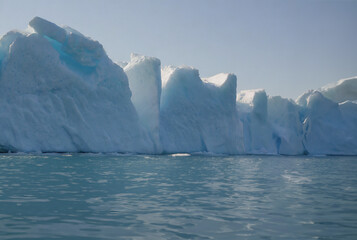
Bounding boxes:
0 0 356 99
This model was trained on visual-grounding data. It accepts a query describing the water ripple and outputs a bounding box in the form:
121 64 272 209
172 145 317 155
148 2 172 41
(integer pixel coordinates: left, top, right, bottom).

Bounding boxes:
0 154 356 239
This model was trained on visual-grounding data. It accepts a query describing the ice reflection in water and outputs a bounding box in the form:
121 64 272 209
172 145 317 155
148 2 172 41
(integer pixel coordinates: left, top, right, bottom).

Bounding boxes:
0 154 356 239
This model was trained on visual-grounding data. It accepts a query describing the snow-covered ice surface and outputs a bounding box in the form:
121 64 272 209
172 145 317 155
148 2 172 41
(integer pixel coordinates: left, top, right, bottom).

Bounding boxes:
0 17 356 155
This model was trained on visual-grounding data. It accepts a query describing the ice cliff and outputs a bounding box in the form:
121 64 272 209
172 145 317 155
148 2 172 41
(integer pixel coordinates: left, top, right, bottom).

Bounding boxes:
298 91 357 155
237 89 276 154
124 54 162 153
0 17 356 155
160 67 243 154
0 17 154 153
268 96 305 155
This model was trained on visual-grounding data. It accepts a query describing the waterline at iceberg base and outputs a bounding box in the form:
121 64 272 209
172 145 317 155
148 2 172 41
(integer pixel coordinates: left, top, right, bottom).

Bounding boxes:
0 17 356 155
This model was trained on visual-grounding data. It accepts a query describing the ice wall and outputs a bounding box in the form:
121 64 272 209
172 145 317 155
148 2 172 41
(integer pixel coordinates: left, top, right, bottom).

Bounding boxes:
302 91 357 155
124 54 162 153
0 17 154 153
237 89 276 154
268 96 305 155
160 67 242 154
0 17 356 155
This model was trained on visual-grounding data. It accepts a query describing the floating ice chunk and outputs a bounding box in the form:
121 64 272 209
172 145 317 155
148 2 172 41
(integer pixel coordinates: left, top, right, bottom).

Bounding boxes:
124 53 162 153
170 153 191 157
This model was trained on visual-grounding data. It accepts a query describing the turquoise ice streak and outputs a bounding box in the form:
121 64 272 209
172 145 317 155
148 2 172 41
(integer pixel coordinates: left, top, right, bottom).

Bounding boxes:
0 154 356 239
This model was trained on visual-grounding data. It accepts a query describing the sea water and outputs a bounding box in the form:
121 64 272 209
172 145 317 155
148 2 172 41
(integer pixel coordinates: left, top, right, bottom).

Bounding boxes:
0 154 356 239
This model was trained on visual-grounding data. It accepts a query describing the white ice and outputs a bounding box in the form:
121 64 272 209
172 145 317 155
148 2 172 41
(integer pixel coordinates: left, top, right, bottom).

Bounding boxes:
302 91 357 155
0 17 154 153
268 96 305 155
0 17 356 155
237 89 276 154
124 54 162 153
160 67 243 154
320 76 357 103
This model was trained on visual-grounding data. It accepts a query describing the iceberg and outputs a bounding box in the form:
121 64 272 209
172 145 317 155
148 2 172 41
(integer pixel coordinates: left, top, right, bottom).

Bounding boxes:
160 67 243 154
124 54 162 153
0 17 356 155
302 91 357 155
0 17 154 153
237 89 276 154
297 77 357 155
268 96 305 155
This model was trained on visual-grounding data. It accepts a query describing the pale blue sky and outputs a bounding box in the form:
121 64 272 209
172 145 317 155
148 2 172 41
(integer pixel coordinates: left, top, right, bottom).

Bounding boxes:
0 0 356 98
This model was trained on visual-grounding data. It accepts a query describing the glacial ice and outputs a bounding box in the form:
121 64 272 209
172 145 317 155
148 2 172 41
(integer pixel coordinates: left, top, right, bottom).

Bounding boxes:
0 17 154 153
237 89 276 154
320 77 357 103
0 17 356 155
268 96 305 155
29 16 67 43
160 67 243 154
302 91 357 155
297 77 357 106
124 54 162 153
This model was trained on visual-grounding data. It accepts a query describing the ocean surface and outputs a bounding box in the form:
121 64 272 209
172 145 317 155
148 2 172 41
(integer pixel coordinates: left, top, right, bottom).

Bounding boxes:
0 154 356 240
